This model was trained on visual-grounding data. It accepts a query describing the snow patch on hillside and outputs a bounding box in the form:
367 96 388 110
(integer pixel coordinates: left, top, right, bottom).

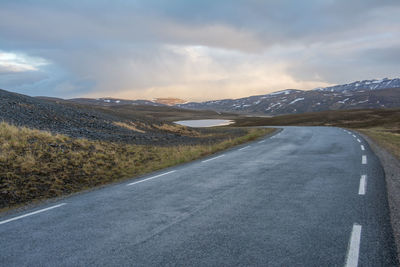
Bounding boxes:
289 98 304 104
269 90 292 96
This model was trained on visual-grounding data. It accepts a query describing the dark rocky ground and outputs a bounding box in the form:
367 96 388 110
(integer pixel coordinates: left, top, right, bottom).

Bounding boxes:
0 89 245 145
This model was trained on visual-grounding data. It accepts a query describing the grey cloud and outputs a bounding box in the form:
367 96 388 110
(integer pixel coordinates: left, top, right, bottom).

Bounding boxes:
0 71 48 89
286 41 400 83
0 0 399 99
1 0 398 51
363 46 400 65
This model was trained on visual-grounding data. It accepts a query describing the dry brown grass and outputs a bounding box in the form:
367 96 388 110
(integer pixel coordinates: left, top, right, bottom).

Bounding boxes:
115 119 202 137
113 121 146 133
358 128 400 160
0 122 273 210
152 123 201 136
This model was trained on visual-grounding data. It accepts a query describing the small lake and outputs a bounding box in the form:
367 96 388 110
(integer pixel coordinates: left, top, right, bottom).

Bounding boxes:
174 119 234 127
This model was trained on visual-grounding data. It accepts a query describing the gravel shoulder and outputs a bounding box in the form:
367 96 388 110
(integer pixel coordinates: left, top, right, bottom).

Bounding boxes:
358 131 400 259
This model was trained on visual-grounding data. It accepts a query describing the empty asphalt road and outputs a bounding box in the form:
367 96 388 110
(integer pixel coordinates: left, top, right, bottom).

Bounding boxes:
0 127 398 266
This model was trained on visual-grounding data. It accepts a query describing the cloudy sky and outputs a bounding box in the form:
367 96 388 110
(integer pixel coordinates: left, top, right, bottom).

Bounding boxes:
0 0 399 101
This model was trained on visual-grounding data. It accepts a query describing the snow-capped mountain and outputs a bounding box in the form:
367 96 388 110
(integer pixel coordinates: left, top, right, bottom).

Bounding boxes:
314 78 400 92
177 78 400 115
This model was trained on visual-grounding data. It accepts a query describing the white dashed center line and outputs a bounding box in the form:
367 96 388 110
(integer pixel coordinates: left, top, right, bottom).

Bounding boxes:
127 170 176 186
352 134 357 138
0 203 67 225
361 145 365 151
362 155 367 164
357 139 361 143
202 154 225 163
358 175 367 195
345 224 362 267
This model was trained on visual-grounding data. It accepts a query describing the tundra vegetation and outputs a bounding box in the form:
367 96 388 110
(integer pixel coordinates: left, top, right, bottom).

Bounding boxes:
359 128 400 159
0 121 273 210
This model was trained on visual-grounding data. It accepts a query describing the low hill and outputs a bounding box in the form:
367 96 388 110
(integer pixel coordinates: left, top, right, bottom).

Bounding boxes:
0 88 238 145
90 104 240 122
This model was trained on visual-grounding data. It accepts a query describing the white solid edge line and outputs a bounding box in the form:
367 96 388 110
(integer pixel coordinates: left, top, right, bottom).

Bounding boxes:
361 145 365 151
362 155 367 164
357 139 361 143
258 140 266 143
358 175 367 195
127 170 176 186
239 146 250 151
345 224 362 267
0 203 67 225
202 154 225 163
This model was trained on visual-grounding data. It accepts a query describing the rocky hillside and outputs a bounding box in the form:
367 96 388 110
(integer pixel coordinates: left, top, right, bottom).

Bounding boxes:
0 89 205 145
177 78 400 115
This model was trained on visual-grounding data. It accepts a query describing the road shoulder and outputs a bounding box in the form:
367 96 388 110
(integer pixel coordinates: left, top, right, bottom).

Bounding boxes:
358 131 400 259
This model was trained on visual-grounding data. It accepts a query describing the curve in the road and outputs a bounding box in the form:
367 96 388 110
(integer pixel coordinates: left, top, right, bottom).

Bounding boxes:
0 127 398 266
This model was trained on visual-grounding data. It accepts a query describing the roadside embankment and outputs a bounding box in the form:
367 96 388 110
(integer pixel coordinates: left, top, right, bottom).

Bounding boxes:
358 129 400 260
0 121 275 211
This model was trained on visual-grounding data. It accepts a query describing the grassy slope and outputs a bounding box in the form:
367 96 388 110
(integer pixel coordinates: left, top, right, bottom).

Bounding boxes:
0 122 274 210
359 128 400 160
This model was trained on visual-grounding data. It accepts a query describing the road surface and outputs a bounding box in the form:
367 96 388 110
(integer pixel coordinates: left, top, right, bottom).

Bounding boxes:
0 127 398 266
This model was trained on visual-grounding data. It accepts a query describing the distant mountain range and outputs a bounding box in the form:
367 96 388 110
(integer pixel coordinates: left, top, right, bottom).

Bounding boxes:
65 97 187 107
66 97 165 106
177 78 400 115
41 78 400 116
